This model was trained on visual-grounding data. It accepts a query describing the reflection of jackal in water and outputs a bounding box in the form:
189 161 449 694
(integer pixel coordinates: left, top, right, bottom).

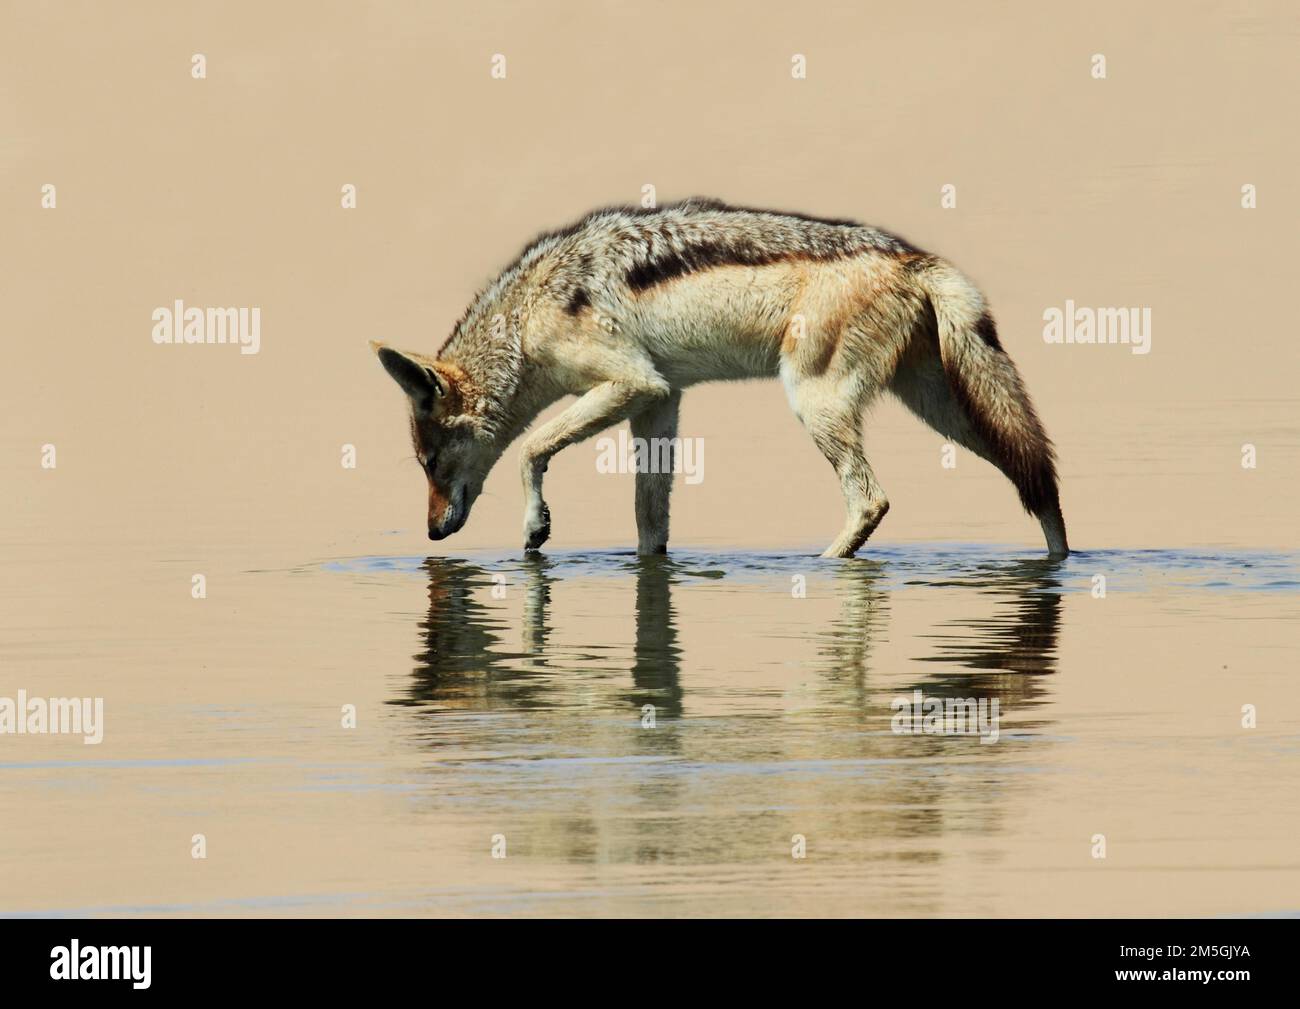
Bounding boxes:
372 199 1068 558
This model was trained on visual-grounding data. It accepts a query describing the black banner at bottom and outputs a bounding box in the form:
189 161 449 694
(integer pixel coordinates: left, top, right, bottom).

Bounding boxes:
0 918 1285 994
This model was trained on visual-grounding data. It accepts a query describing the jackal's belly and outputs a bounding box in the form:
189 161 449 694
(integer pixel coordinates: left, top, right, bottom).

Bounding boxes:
628 265 793 385
645 327 783 386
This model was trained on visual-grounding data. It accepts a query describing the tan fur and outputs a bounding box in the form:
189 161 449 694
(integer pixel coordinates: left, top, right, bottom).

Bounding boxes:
372 200 1067 557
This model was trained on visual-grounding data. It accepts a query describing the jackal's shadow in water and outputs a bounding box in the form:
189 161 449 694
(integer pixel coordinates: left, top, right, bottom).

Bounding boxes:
812 556 1064 715
402 556 552 709
402 554 684 715
402 553 1062 718
908 558 1064 712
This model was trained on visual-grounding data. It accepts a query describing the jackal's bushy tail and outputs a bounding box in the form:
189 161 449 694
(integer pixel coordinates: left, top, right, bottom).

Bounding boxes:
914 261 1069 556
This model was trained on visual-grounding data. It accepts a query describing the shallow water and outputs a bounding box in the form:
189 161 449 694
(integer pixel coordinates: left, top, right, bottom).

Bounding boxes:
3 544 1298 917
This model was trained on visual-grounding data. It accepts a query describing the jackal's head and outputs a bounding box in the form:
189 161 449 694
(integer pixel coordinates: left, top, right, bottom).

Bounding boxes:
372 342 495 541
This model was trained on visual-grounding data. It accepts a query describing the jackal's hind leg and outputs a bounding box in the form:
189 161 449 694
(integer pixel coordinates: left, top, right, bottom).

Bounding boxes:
630 390 681 555
792 387 889 559
817 444 890 559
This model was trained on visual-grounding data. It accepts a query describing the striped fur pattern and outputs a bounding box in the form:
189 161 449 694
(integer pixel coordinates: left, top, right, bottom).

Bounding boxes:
373 198 1068 557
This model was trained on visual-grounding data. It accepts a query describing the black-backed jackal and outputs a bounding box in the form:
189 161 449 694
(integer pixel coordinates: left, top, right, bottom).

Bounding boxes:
373 198 1068 558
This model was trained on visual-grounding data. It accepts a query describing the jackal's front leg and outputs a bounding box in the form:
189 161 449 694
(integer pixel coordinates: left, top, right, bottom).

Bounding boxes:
630 390 681 555
519 379 670 551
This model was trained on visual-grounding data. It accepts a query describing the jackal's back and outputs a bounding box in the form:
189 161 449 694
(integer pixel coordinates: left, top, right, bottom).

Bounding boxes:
441 198 921 355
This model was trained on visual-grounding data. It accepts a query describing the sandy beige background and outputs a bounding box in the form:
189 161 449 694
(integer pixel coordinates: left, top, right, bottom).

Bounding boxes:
2 0 1296 558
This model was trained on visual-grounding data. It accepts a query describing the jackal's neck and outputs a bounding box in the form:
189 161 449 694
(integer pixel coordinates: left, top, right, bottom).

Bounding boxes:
487 367 564 449
438 312 555 447
438 254 565 446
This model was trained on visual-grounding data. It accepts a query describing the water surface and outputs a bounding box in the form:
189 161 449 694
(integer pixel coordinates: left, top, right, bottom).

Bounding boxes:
3 544 1297 917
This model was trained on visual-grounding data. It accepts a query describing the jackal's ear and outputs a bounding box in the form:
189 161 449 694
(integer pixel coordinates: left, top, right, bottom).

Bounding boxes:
371 342 450 411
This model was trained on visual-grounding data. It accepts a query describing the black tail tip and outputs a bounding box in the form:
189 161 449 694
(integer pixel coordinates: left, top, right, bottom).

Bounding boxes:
1038 504 1069 557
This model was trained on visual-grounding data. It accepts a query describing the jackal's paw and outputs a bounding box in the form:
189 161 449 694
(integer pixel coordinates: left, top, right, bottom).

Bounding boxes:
523 502 551 551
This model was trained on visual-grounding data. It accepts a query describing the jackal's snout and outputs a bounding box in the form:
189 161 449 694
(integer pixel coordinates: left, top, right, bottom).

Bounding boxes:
427 482 471 541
